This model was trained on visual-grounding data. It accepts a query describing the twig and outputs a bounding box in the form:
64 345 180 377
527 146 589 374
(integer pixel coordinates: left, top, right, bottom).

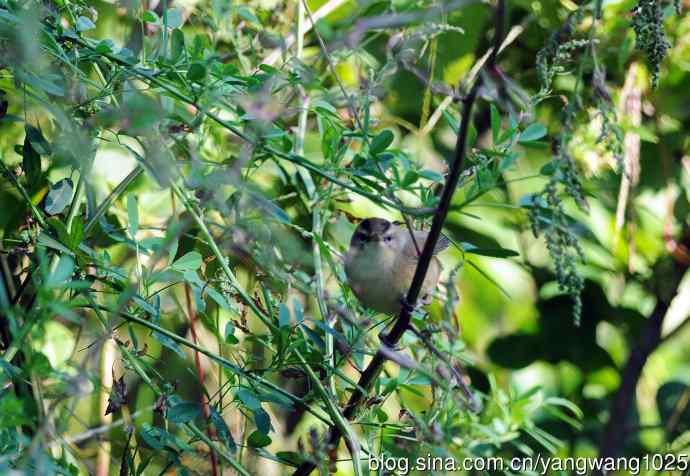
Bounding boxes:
408 324 478 411
301 0 365 135
346 0 479 46
262 0 348 66
96 337 116 476
84 165 143 236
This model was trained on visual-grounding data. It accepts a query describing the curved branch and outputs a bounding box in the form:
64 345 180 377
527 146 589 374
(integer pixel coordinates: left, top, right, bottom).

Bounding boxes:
597 256 689 468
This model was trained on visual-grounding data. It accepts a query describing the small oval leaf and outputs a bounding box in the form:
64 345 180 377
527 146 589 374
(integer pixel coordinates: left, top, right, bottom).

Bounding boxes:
187 63 207 82
45 178 74 215
519 123 547 143
247 430 271 448
167 401 201 424
76 16 96 32
370 130 394 155
171 251 202 272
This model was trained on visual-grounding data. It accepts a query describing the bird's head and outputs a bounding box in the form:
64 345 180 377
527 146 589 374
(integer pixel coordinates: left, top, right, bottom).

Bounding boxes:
350 217 401 250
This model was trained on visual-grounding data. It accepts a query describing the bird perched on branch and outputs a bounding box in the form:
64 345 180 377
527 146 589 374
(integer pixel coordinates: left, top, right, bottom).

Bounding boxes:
345 217 448 315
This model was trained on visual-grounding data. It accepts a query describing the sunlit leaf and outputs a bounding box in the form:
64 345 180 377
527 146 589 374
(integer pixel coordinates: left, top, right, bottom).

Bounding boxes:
171 251 202 272
76 16 96 32
127 195 138 237
490 103 501 144
46 255 74 288
143 11 160 24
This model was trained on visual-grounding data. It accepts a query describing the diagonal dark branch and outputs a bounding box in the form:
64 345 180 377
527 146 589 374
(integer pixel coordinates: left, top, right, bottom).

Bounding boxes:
596 255 689 470
291 73 480 476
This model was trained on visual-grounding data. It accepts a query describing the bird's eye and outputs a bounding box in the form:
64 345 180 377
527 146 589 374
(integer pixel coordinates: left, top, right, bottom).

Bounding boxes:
384 235 393 243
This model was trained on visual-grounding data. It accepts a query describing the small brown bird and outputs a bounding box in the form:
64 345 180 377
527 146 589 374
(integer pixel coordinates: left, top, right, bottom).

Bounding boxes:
344 218 448 315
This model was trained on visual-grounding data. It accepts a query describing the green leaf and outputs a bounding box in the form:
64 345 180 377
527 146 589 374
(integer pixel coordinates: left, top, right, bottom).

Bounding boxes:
544 396 584 420
95 39 114 54
292 298 304 325
278 303 291 328
46 255 75 288
171 29 185 61
143 10 160 24
382 377 399 396
0 396 30 428
37 231 73 255
657 382 690 436
16 70 65 97
210 408 236 452
206 287 231 310
467 122 478 147
540 161 556 176
276 451 304 466
187 63 207 83
301 324 325 351
28 352 53 378
400 170 418 187
237 388 261 410
76 16 96 32
499 152 520 171
443 110 459 133
127 195 139 237
519 123 547 143
171 251 202 272
139 423 168 450
463 243 519 258
68 216 84 251
167 401 201 424
370 130 394 155
253 407 271 434
419 169 443 182
490 104 501 144
237 7 260 25
45 178 74 215
224 321 239 344
25 125 51 155
247 430 271 448
22 134 41 185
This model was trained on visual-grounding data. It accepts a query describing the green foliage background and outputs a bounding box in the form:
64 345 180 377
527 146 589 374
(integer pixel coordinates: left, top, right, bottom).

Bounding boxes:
0 0 689 474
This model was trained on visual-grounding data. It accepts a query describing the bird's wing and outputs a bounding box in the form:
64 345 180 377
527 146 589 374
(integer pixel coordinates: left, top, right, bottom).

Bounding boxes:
434 234 451 254
404 230 451 257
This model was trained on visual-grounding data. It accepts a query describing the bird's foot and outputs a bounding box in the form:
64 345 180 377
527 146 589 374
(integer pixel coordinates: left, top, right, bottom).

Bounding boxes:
399 296 415 315
378 331 401 350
